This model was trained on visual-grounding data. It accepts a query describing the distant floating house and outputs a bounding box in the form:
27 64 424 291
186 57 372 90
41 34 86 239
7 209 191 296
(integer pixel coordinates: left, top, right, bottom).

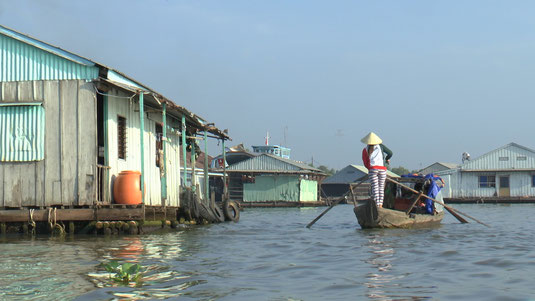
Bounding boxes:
224 154 326 206
210 144 256 169
418 162 459 175
251 145 291 159
0 25 229 228
436 143 535 201
321 165 399 199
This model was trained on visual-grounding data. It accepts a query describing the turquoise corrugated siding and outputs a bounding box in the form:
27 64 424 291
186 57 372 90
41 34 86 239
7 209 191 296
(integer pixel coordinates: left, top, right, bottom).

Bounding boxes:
243 175 300 202
0 34 98 82
299 179 318 201
0 105 45 161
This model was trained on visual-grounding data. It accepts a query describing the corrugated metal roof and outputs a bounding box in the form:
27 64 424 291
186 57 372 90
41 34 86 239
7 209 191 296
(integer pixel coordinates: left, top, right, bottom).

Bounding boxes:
322 165 367 184
0 104 45 161
0 31 99 82
439 162 460 169
322 164 399 184
0 26 95 66
0 25 230 139
226 154 323 173
419 162 460 175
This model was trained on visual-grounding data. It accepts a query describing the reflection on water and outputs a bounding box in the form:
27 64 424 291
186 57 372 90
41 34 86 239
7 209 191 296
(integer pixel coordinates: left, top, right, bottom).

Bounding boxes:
364 234 396 299
0 204 535 300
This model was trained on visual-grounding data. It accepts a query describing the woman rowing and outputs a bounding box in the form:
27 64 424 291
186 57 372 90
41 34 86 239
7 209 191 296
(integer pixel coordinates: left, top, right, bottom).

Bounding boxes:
361 132 393 208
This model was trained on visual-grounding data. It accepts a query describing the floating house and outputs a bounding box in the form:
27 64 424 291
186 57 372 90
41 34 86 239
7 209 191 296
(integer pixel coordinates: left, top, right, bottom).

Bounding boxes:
251 145 291 159
436 143 535 201
321 165 399 199
0 25 229 231
210 144 256 169
223 154 326 206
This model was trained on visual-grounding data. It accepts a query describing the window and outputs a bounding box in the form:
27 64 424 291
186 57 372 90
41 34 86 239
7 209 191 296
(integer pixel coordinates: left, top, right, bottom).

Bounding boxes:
155 123 163 167
0 104 45 161
479 175 496 188
498 157 509 161
532 175 535 187
517 156 527 161
117 116 127 159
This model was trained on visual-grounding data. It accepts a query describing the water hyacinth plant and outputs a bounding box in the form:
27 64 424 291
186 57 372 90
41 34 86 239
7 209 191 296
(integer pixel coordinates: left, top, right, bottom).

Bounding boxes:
102 260 143 285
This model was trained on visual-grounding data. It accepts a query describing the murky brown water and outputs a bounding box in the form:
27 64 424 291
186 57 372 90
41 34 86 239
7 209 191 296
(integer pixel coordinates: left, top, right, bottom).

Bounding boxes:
1 204 534 300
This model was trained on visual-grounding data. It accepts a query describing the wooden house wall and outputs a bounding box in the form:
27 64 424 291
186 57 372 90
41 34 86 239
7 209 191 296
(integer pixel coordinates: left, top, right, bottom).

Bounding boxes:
106 88 182 207
0 80 97 207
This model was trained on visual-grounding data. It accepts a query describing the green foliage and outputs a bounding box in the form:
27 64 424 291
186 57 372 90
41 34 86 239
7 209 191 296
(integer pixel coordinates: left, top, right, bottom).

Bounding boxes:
102 260 142 285
317 165 337 176
390 166 410 176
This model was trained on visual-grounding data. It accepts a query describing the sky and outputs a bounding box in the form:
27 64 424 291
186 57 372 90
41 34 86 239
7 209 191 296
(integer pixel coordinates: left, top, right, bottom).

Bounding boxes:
2 0 535 171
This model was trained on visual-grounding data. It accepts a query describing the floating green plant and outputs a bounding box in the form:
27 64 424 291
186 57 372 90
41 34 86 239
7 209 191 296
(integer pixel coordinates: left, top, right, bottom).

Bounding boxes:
102 260 143 285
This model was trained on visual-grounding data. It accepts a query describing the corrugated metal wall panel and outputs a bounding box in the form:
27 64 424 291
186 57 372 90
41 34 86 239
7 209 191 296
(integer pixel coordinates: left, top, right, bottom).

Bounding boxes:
0 34 98 82
165 131 181 206
0 79 97 207
299 179 318 201
0 105 44 161
243 175 300 202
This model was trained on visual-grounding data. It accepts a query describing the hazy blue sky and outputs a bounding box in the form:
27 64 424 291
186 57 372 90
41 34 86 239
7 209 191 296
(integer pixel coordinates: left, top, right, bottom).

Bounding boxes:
2 1 535 170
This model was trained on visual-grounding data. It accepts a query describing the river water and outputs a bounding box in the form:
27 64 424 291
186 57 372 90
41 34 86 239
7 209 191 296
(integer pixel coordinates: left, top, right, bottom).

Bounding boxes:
1 204 534 300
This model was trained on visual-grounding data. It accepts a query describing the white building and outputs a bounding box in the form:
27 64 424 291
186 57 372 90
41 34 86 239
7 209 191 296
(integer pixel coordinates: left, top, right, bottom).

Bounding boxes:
437 143 535 199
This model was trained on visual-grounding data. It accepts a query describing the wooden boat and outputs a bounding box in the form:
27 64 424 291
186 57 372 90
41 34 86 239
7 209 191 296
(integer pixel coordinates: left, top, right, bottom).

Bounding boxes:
353 177 445 229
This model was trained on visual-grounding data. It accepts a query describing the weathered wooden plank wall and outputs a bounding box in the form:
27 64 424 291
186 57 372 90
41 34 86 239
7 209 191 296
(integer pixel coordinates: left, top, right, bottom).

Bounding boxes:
0 79 97 207
106 88 182 207
43 80 61 205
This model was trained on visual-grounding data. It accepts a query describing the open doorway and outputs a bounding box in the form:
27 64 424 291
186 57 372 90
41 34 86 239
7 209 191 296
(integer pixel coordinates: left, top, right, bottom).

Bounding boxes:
96 91 109 204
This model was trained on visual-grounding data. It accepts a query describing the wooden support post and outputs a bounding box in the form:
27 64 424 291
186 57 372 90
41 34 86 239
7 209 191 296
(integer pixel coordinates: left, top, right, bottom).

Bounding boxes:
139 92 145 199
69 221 75 234
204 131 209 202
191 138 196 191
161 102 167 202
349 185 357 208
405 193 424 214
182 114 187 186
103 94 109 203
222 139 228 200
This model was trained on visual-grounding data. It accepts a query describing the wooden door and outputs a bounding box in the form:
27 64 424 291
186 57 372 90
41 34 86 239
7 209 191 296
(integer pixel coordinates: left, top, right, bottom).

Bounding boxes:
499 176 510 197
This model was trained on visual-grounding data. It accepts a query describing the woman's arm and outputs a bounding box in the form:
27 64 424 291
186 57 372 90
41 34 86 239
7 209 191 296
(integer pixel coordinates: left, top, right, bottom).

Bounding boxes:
381 144 393 161
362 148 371 169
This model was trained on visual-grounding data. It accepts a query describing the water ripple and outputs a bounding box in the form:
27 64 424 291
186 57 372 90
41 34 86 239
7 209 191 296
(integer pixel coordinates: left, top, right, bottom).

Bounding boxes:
1 205 535 300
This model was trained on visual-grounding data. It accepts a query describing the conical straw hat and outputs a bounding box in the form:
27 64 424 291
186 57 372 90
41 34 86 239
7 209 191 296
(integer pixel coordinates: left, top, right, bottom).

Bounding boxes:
361 132 382 145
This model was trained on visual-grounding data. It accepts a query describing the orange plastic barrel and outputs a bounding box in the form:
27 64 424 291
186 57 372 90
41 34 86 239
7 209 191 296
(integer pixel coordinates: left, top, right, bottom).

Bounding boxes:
113 170 143 205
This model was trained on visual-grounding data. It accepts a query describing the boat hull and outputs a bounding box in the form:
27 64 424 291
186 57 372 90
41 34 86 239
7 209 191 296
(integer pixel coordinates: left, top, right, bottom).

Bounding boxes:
354 200 444 229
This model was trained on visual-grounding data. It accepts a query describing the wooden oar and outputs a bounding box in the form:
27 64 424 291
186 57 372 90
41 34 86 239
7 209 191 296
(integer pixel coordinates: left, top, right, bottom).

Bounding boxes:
306 176 368 228
386 177 490 227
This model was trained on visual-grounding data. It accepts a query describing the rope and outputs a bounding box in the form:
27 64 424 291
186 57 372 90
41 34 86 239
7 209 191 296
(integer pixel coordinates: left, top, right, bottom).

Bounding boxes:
29 209 36 235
